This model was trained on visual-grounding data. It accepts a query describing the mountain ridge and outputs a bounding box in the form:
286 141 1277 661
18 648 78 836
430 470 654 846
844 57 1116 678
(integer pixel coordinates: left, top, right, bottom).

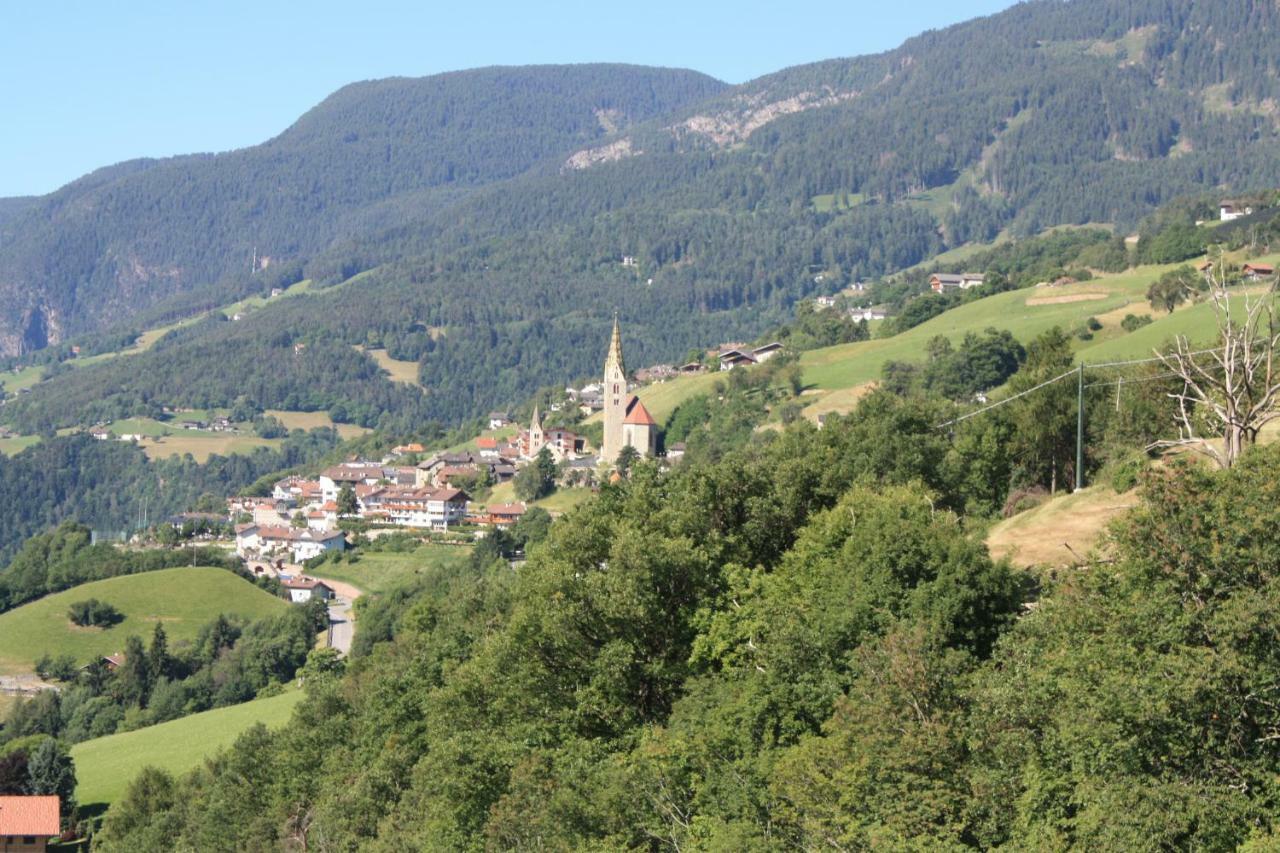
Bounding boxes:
0 63 726 355
4 0 1280 434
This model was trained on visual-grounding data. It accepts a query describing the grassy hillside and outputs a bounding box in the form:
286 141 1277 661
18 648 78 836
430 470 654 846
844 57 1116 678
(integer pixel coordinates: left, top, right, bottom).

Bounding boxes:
614 251 1280 426
986 486 1141 570
799 263 1182 393
0 567 287 675
313 544 472 595
71 687 304 807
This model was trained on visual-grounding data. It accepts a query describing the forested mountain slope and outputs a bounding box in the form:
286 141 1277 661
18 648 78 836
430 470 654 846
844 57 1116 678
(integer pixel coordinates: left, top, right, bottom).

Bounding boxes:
6 0 1280 431
0 64 725 355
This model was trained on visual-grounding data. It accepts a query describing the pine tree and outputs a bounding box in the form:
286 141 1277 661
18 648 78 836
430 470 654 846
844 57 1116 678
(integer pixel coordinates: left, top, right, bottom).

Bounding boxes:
26 738 76 819
337 484 359 517
148 623 170 685
116 635 151 708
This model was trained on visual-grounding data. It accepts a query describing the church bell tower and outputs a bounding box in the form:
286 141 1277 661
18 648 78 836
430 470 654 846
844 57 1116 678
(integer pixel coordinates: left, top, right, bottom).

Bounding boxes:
602 315 627 464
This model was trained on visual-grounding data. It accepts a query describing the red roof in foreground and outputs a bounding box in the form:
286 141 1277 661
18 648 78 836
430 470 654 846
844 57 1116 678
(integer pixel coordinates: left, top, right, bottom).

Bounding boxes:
623 396 657 427
0 795 60 836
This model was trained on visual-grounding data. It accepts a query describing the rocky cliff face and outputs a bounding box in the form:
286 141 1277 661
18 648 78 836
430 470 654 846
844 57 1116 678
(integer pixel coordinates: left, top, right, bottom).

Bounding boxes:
0 302 60 358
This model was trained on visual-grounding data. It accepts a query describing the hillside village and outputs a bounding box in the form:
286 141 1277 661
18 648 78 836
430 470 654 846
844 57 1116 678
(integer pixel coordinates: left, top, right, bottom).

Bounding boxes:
223 316 788 571
7 1 1280 841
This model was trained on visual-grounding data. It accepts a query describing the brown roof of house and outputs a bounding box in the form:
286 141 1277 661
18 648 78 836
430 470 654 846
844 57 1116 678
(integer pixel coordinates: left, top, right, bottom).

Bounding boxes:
0 795 60 836
432 488 468 502
623 397 657 426
487 503 527 517
254 526 344 543
1244 263 1275 274
281 577 330 591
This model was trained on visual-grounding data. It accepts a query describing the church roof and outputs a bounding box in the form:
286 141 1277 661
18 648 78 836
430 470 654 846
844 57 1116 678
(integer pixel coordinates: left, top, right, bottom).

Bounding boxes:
623 396 657 426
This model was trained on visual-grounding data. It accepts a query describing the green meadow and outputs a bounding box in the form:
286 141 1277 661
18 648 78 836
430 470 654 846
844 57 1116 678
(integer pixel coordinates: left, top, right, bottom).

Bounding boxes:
71 687 304 807
0 567 288 675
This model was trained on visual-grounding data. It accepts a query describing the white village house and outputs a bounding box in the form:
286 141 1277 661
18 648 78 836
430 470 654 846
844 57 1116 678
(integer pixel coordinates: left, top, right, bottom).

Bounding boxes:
235 524 346 563
319 463 387 503
280 576 334 604
376 487 469 530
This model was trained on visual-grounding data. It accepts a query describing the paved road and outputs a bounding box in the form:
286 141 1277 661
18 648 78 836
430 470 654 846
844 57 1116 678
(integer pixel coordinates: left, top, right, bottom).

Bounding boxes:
314 578 363 657
327 596 355 656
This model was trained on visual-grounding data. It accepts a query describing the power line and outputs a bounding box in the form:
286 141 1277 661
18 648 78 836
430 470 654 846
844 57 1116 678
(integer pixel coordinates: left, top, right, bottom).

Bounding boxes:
936 366 1079 428
1086 346 1224 369
1083 370 1184 390
937 346 1229 428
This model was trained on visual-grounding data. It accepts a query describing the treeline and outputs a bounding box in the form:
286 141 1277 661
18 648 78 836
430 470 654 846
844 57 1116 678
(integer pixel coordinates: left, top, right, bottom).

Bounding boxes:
0 429 341 566
88 365 1280 849
0 522 241 614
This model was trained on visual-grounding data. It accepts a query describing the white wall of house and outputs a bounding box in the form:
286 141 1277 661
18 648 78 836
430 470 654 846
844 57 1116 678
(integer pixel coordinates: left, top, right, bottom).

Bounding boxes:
292 537 343 563
318 475 339 504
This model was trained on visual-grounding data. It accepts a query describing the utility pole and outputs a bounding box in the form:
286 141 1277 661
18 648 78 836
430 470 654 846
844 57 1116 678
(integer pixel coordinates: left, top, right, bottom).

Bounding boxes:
1075 362 1085 491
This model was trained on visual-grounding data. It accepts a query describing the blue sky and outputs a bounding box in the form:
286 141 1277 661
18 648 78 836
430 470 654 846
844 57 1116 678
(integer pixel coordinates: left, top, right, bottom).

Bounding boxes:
0 1 1017 197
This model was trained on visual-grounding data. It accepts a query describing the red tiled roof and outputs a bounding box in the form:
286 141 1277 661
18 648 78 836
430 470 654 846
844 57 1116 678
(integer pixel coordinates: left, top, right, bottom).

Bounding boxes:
623 396 657 426
1244 263 1275 274
476 437 498 449
0 795 60 836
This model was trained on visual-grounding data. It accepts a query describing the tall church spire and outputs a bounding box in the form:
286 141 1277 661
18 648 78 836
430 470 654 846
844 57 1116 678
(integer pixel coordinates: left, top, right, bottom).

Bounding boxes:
605 312 626 377
602 313 629 466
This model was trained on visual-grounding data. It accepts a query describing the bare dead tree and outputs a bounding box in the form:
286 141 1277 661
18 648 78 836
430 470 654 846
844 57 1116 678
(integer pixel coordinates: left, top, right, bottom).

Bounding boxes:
1150 259 1280 468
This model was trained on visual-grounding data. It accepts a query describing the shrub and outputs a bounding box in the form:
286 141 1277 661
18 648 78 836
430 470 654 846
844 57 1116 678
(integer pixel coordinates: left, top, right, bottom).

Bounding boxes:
1106 452 1148 493
36 653 79 682
67 599 123 628
1002 485 1050 518
1121 313 1153 333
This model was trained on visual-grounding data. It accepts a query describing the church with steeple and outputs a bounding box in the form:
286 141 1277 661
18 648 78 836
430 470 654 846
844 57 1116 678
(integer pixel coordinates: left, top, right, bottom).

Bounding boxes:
602 316 657 466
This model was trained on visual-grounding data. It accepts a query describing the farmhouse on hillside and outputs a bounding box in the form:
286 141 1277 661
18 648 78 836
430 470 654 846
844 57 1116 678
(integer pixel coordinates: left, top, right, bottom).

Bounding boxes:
1220 200 1254 222
751 342 785 362
1243 262 1275 281
929 272 985 294
718 350 757 370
